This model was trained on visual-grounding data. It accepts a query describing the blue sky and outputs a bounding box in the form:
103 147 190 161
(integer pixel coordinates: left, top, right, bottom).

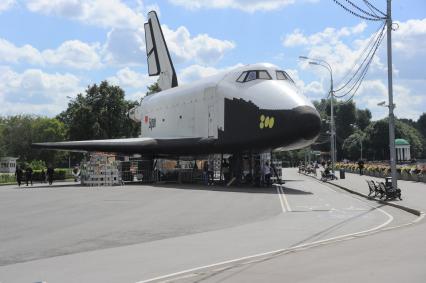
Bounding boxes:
0 0 425 120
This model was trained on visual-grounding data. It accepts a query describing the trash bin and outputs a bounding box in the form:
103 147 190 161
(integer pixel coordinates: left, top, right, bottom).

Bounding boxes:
339 169 345 179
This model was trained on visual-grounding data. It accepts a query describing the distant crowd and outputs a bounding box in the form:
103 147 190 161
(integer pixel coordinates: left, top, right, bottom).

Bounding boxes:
15 165 55 187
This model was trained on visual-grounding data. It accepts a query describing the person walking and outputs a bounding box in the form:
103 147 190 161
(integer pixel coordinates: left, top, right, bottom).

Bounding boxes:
15 166 23 187
25 165 33 186
47 166 54 185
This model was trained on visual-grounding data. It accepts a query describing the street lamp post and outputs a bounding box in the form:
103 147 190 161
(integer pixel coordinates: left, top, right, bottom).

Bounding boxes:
299 56 336 174
350 124 364 160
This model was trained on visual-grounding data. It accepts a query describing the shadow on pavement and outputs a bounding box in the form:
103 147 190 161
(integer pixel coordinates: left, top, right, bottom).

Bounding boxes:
140 183 314 195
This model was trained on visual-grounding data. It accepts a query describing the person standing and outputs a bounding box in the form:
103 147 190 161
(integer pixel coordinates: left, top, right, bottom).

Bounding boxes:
202 161 208 185
47 166 54 185
264 162 271 187
358 159 364 176
207 159 214 186
15 166 23 187
25 165 33 186
40 169 46 183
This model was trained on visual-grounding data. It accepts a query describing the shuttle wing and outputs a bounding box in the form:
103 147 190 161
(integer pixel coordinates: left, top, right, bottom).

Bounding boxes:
32 137 215 155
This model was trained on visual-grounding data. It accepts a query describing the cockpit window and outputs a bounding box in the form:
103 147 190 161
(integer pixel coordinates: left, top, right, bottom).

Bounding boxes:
246 71 257 82
276 70 295 83
236 70 272 83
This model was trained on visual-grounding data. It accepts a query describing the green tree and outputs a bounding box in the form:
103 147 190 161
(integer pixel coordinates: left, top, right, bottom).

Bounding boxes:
0 115 66 165
146 81 161 96
342 132 364 160
355 109 371 130
58 81 140 140
417 113 426 138
364 118 423 160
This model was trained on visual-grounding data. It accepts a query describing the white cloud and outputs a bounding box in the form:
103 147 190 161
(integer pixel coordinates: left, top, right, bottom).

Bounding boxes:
0 0 15 13
102 28 146 66
26 0 145 29
0 38 44 65
178 63 243 84
163 25 235 65
43 40 102 69
356 80 425 120
169 0 300 13
24 1 234 67
0 38 101 70
284 19 426 120
0 66 82 116
107 67 155 89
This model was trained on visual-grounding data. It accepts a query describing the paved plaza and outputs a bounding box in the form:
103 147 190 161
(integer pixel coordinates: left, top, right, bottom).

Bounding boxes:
0 169 424 282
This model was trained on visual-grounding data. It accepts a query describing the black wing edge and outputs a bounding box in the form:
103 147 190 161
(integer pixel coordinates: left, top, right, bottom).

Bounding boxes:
32 137 216 155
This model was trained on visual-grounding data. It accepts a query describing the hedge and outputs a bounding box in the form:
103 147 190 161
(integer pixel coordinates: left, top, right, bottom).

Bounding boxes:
0 169 71 183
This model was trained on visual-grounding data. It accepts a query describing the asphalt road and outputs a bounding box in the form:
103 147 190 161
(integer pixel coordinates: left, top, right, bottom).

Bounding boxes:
0 169 418 283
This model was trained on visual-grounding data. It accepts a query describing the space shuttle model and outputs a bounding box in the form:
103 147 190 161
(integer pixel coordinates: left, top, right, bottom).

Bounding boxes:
33 11 321 155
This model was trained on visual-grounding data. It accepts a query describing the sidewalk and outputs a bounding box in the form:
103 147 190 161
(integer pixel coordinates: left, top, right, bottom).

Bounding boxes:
309 169 426 214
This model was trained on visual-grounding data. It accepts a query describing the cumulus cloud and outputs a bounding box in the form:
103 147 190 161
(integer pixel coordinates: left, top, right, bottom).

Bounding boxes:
284 19 426 120
26 0 145 29
0 39 44 65
24 1 235 67
102 28 146 66
0 38 101 69
163 25 235 65
107 67 155 89
102 24 235 67
0 66 82 116
0 0 15 13
42 40 102 69
178 63 244 84
169 0 302 13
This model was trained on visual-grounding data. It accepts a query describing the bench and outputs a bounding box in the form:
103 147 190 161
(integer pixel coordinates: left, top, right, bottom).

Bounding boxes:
379 182 402 200
366 179 402 200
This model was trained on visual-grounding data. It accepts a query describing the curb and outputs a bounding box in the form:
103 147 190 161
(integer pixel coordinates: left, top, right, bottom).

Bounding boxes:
302 173 425 217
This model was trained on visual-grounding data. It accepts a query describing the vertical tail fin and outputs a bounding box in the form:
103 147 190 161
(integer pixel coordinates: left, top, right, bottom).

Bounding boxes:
144 11 178 91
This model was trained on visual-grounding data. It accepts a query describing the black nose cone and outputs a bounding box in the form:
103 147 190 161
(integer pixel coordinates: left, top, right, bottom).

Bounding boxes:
293 106 321 140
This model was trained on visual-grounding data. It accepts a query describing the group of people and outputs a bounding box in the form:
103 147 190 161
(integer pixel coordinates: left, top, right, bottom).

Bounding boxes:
202 159 273 187
15 165 55 187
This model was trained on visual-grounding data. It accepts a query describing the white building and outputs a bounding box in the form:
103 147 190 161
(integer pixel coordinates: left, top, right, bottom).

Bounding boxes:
0 157 18 173
395 139 411 161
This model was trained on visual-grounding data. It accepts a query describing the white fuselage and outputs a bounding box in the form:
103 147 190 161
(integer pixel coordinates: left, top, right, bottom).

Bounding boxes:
140 63 315 142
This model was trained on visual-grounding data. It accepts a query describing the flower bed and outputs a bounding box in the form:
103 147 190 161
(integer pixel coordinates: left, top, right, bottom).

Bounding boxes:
336 162 426 183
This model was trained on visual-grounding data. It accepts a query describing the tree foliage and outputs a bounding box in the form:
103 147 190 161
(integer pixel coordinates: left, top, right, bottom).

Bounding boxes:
58 81 140 140
342 132 364 160
146 81 161 96
0 115 67 165
363 118 424 160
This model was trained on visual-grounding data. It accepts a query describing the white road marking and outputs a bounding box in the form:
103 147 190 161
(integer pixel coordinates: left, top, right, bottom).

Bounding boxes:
279 186 292 212
136 181 399 283
275 186 286 213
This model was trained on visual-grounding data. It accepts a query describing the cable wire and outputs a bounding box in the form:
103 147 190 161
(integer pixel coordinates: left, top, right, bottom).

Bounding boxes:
334 22 384 89
332 0 385 21
333 22 386 98
342 25 386 103
343 0 385 20
363 0 386 17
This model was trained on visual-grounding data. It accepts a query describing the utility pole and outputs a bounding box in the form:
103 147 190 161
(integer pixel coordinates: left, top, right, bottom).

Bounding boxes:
387 0 397 191
330 82 336 174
